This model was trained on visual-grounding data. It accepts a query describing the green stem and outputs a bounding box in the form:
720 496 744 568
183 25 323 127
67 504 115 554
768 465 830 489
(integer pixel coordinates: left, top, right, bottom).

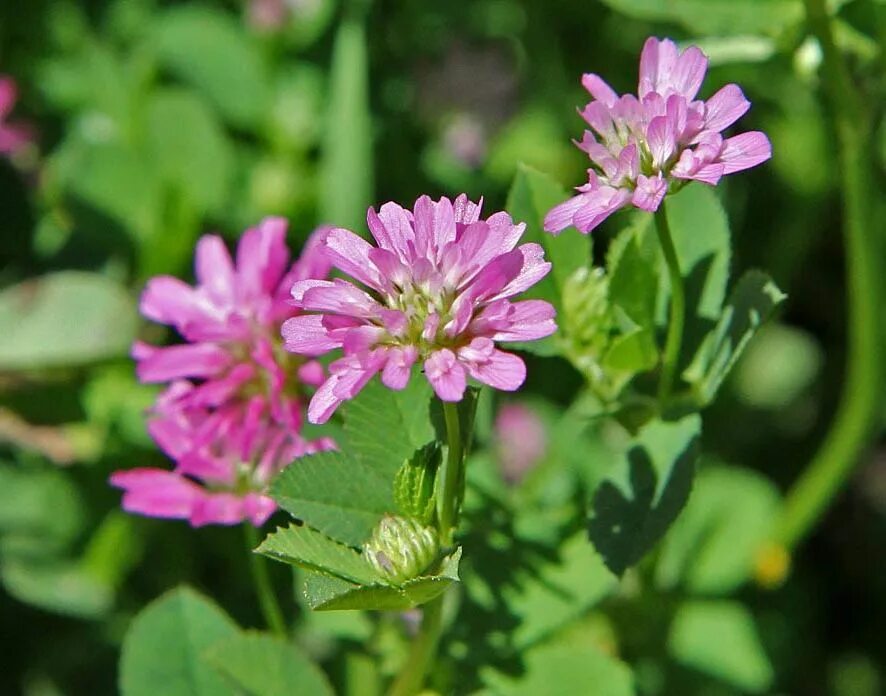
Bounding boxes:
655 201 685 407
778 0 879 548
388 400 465 696
387 594 444 696
244 524 287 637
437 401 464 547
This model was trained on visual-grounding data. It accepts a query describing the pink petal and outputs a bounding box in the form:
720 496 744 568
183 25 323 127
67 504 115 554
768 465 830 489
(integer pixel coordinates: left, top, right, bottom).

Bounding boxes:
491 243 552 300
236 218 290 300
670 45 708 101
582 73 618 106
459 344 526 392
242 494 277 527
195 235 236 304
453 193 483 224
572 187 631 233
135 343 231 382
0 77 17 119
704 84 750 133
281 314 343 355
297 360 326 386
287 225 333 283
110 469 200 520
424 349 467 402
300 279 382 318
544 194 592 234
140 276 205 327
372 202 414 260
381 346 418 390
190 492 247 527
646 115 675 169
486 300 558 342
631 174 667 212
324 227 385 291
719 131 772 174
639 37 678 98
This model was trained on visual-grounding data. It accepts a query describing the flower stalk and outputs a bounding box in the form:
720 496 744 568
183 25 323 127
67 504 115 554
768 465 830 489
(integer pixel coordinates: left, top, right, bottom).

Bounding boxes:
777 0 879 548
389 399 467 696
655 201 684 407
244 524 287 637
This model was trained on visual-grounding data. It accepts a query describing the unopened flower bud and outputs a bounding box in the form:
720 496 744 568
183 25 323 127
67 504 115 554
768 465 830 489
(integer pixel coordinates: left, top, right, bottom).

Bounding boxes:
363 515 439 585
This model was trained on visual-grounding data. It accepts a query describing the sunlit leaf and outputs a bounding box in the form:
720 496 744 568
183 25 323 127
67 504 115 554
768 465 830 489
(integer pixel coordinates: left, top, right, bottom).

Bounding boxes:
270 450 395 547
206 632 334 696
669 600 774 693
120 587 238 696
0 272 137 370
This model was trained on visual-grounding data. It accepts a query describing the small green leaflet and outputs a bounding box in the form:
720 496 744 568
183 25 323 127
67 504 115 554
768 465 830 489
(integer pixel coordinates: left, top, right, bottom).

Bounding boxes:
302 549 462 611
257 524 384 586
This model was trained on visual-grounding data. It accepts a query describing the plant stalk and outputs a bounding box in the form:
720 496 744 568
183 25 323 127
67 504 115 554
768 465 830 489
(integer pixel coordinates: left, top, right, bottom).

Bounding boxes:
778 0 879 547
389 400 465 696
655 201 685 407
244 524 287 637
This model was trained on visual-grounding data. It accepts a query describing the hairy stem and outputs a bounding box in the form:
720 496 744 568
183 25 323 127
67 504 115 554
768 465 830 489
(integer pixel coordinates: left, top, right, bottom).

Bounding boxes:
778 0 879 548
244 524 287 637
655 201 685 407
389 400 465 696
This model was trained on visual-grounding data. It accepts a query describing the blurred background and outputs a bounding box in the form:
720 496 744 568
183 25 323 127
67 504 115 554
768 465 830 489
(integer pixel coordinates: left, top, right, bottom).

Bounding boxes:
0 0 884 694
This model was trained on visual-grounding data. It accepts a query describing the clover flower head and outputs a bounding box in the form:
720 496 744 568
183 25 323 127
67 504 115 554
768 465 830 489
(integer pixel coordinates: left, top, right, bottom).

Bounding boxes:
282 194 557 423
111 218 335 526
545 37 772 235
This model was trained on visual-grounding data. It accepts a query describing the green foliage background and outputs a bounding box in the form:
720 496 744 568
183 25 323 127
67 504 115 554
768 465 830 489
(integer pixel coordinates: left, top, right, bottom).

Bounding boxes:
0 0 884 694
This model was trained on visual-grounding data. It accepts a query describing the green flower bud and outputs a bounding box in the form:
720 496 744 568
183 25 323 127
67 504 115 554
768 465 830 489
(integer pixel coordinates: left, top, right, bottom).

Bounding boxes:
363 515 439 585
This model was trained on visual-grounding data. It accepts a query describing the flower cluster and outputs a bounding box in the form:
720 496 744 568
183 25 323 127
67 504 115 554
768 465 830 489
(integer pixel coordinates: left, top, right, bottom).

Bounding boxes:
111 219 335 526
545 37 772 234
0 76 33 158
282 194 557 423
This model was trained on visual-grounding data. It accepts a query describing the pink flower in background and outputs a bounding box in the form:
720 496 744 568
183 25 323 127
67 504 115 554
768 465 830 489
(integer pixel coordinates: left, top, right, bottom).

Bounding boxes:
0 76 34 158
495 403 547 485
111 382 334 526
544 37 771 235
283 194 557 423
111 218 336 526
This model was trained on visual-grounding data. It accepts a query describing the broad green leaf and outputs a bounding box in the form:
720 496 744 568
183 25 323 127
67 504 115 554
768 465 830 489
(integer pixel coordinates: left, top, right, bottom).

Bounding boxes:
683 271 786 406
505 165 590 355
656 466 782 594
302 549 461 611
0 556 112 619
607 221 659 331
257 524 383 585
732 323 822 409
0 272 137 370
505 533 618 650
669 601 774 693
587 415 701 575
119 587 238 696
661 184 731 324
205 632 334 696
145 88 234 216
341 377 436 478
482 623 635 696
319 11 373 232
602 329 658 373
271 450 395 547
153 6 270 129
